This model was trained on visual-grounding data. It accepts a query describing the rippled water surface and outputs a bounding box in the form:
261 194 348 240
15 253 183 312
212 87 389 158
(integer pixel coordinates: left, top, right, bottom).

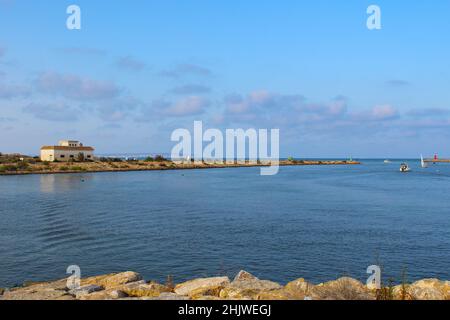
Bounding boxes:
1 160 449 287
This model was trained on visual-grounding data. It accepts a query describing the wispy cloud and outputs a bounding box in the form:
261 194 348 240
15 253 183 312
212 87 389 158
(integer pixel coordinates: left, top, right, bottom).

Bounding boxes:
116 56 146 71
351 105 400 122
23 102 80 122
138 96 210 121
0 116 16 122
0 83 32 99
164 96 210 116
55 47 107 56
95 96 143 122
35 72 120 101
217 90 406 140
223 91 348 124
386 79 411 87
406 108 450 118
160 64 212 78
170 84 211 95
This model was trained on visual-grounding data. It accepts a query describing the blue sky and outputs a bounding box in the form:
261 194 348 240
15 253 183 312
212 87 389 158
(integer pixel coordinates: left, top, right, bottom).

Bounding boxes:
0 0 449 157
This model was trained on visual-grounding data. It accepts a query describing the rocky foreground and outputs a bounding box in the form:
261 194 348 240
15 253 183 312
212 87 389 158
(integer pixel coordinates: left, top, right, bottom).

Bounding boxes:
1 271 449 301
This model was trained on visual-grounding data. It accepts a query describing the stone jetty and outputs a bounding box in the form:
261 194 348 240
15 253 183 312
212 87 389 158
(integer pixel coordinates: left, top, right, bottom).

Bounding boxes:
1 271 448 300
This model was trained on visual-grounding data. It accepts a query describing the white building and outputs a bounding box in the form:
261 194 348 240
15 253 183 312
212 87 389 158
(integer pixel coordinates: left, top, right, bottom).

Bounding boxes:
40 140 95 162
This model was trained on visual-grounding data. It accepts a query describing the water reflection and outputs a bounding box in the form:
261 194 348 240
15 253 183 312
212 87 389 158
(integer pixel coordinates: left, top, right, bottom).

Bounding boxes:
39 174 92 193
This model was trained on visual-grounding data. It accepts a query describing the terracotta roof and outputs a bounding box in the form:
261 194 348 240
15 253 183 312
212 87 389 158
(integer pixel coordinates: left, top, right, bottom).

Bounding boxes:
40 146 95 151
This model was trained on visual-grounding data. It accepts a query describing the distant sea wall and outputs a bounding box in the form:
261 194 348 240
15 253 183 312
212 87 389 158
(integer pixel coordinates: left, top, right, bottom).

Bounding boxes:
0 159 361 176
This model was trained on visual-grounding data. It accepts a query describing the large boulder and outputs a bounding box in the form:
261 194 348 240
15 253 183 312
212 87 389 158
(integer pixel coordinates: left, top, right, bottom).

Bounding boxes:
196 295 222 300
255 289 295 300
219 271 283 300
311 277 375 300
233 270 258 282
175 277 230 296
219 286 260 300
81 271 142 289
284 278 314 299
79 290 117 300
0 279 74 300
230 273 282 291
78 288 131 300
188 285 225 299
78 280 172 300
119 281 172 298
391 284 414 300
69 284 103 299
151 292 190 300
408 279 448 300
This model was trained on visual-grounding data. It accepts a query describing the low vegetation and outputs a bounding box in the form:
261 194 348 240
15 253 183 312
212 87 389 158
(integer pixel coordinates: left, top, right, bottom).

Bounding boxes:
0 152 360 175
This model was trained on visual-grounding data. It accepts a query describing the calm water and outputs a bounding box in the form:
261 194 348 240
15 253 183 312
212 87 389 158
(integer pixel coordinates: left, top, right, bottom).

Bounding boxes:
1 160 449 287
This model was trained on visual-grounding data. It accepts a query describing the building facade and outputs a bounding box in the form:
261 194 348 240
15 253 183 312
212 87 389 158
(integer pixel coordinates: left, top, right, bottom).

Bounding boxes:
40 140 95 162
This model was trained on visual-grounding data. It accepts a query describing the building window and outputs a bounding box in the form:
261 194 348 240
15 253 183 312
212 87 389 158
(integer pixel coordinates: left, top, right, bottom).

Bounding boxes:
60 155 65 158
70 155 74 158
87 155 91 158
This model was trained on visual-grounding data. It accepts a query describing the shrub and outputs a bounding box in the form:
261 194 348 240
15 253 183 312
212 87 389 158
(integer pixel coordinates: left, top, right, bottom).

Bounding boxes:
155 155 167 162
144 156 155 162
0 164 18 172
70 166 86 171
98 157 119 162
16 162 30 170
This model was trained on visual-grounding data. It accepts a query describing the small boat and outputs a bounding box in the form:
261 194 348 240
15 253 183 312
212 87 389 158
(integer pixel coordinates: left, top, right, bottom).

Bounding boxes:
421 154 428 168
400 163 411 172
384 159 391 164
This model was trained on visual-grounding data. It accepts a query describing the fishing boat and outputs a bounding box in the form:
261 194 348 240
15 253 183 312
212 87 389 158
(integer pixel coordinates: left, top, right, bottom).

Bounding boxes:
400 163 411 172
